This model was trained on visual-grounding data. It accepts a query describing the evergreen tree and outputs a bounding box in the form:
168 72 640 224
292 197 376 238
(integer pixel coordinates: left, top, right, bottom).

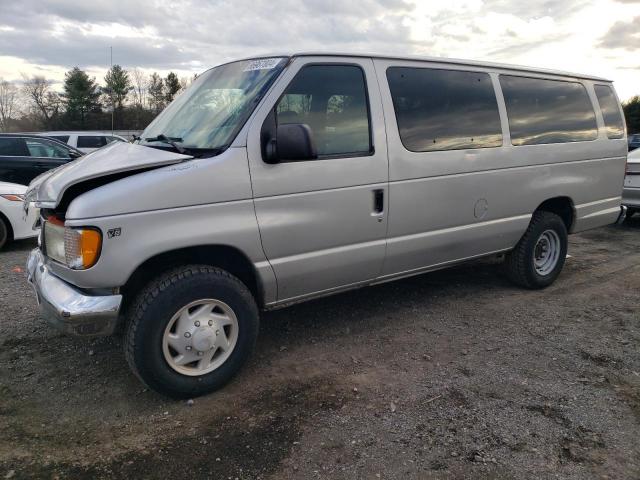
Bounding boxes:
61 67 101 128
164 72 181 103
624 96 640 134
148 72 165 114
104 65 132 111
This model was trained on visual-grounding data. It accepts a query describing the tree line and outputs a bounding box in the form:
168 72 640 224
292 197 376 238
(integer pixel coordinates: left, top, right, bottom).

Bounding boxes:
0 67 638 135
0 66 196 133
625 96 640 135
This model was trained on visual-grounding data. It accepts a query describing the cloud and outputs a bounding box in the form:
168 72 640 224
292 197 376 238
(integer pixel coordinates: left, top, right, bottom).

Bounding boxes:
0 0 415 72
0 0 638 100
599 17 640 50
481 0 590 19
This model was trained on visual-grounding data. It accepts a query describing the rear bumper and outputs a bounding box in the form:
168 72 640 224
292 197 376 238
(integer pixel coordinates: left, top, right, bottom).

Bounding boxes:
622 186 640 209
26 248 122 336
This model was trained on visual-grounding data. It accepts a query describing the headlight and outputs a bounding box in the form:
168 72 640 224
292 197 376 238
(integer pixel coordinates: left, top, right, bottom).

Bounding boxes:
43 220 102 270
1 194 25 202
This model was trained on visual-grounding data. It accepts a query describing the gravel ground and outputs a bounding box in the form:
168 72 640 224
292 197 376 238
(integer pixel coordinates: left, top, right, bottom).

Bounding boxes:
0 219 639 479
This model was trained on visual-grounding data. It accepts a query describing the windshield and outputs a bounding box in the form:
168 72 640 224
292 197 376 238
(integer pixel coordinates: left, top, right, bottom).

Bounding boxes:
139 57 288 153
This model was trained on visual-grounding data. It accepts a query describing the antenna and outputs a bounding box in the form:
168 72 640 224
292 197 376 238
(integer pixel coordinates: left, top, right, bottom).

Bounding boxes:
110 46 114 135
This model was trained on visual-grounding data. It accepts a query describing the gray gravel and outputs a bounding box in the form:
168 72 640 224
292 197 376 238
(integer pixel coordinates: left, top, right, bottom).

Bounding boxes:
0 219 639 479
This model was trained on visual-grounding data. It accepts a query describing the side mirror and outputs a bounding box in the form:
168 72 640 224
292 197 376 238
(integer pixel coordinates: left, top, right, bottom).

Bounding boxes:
264 123 317 164
69 151 83 159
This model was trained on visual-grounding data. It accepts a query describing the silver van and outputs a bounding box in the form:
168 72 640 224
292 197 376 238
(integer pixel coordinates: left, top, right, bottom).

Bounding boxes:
25 53 627 398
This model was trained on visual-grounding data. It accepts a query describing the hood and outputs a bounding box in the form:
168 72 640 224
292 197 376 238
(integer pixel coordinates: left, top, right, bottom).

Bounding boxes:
27 141 192 208
0 181 27 195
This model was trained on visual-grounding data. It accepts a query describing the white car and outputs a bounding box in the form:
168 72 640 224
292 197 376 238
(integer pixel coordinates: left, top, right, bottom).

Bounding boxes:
0 181 38 249
36 132 127 153
623 148 640 218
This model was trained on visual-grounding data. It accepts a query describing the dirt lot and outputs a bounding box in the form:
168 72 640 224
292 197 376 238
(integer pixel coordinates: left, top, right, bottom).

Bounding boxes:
0 219 638 480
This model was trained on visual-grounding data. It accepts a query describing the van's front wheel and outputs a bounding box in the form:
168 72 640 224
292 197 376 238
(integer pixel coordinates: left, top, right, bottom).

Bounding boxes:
504 211 568 289
124 265 259 398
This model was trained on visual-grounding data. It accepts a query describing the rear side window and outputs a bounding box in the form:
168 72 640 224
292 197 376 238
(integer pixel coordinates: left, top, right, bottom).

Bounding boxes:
50 135 70 143
500 76 598 146
0 138 29 156
386 67 502 152
25 139 71 158
77 136 107 148
594 85 624 139
275 65 372 158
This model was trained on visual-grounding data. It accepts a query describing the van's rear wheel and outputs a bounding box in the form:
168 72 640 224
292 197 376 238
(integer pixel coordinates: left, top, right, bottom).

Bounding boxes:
504 211 568 289
125 265 259 398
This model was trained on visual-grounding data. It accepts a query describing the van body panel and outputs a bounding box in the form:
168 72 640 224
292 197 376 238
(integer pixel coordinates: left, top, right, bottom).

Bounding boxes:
66 147 253 219
372 57 625 277
246 56 390 300
54 199 278 302
29 53 627 313
53 146 277 300
33 142 191 207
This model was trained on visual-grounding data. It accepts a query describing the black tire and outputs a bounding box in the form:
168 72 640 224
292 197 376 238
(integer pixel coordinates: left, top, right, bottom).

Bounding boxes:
124 265 259 398
504 211 568 289
0 217 9 251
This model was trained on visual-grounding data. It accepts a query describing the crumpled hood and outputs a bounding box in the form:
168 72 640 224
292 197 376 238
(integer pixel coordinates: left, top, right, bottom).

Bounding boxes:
26 141 192 207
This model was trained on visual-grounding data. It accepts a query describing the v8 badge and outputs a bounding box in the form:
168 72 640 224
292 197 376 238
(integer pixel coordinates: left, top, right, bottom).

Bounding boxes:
107 228 121 239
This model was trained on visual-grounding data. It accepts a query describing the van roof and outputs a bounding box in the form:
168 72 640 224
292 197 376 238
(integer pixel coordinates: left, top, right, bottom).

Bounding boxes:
238 52 612 83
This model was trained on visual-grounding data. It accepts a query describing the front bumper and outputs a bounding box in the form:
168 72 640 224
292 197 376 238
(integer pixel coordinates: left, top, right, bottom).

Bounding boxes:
26 248 122 336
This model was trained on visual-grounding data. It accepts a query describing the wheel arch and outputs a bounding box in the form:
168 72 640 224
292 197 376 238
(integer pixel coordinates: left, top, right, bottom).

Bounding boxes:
121 244 264 311
534 196 575 232
0 211 14 244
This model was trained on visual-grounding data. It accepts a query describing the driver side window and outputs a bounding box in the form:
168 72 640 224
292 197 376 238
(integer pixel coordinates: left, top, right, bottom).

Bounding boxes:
275 65 372 158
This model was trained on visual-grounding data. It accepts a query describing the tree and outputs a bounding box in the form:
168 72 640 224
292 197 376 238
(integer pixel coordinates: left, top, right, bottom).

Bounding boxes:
0 79 19 132
179 73 197 91
61 67 101 128
148 72 165 114
164 72 181 103
131 68 148 110
623 96 640 134
104 65 132 111
104 65 132 129
21 75 59 129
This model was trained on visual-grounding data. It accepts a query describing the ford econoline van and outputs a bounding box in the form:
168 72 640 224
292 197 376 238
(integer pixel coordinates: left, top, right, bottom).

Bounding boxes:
25 53 627 398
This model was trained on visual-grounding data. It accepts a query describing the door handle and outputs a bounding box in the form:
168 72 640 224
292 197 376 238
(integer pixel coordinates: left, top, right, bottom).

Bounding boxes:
372 189 384 220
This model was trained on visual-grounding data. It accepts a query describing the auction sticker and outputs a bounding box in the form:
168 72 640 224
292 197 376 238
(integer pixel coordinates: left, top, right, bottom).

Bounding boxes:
244 58 283 71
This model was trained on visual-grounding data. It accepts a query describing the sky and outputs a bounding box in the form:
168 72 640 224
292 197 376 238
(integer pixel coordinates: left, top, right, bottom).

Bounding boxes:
0 0 638 100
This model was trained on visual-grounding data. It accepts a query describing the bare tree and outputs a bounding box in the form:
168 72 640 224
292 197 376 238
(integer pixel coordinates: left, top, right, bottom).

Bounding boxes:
131 68 148 110
0 78 19 132
21 74 58 128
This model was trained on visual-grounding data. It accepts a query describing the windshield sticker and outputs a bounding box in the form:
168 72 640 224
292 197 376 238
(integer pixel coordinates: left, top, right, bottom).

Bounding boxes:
244 58 282 71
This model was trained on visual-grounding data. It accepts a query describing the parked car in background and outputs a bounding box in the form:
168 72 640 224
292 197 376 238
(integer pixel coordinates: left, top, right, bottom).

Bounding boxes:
0 134 84 185
25 53 627 398
37 132 127 153
623 148 640 218
0 181 38 249
628 134 640 152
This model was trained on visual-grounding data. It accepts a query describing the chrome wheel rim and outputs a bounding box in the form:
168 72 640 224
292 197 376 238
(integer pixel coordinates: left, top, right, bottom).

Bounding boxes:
162 299 239 376
533 229 561 276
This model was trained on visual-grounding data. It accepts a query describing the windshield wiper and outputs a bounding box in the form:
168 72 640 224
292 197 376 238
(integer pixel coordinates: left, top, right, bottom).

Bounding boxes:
144 134 187 154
